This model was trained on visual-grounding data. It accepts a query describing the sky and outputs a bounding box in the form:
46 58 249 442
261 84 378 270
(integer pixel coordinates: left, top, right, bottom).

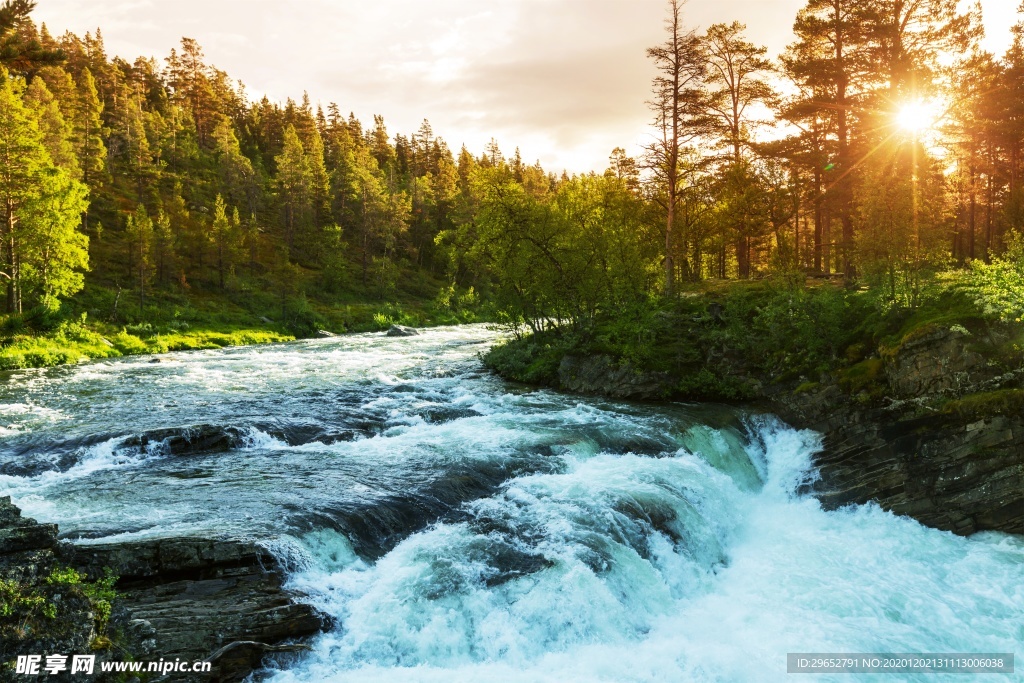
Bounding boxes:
34 0 1020 174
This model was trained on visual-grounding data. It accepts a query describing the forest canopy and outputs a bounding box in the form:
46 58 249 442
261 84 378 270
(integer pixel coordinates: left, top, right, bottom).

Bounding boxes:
0 0 1022 338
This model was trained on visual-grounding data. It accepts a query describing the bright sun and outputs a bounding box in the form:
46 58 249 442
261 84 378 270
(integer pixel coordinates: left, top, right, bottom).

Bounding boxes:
896 101 938 133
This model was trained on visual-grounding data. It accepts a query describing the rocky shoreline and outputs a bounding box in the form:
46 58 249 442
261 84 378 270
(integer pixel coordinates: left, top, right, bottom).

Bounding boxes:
552 324 1023 536
0 497 326 682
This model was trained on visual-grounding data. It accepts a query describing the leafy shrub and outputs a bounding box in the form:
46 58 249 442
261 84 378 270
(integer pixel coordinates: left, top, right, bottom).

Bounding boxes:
284 293 326 338
483 333 567 385
111 331 149 355
954 235 1024 323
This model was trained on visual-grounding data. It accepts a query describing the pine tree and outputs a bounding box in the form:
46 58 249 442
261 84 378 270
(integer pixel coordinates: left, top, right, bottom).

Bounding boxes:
702 21 775 278
645 0 706 291
23 75 78 177
274 124 312 255
213 118 257 215
0 68 50 312
152 208 172 285
72 67 104 236
211 195 231 289
787 0 876 278
124 203 153 310
22 166 88 306
0 0 64 74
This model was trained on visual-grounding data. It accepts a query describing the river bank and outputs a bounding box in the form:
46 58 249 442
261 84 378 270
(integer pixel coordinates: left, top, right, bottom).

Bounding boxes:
483 284 1024 536
0 295 487 372
1 325 1021 682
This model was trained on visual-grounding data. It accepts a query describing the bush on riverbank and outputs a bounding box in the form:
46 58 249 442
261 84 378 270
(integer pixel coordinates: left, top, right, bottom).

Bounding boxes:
484 271 1023 404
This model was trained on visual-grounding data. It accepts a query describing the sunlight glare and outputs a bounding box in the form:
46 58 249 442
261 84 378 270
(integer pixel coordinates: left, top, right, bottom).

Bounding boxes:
896 101 938 133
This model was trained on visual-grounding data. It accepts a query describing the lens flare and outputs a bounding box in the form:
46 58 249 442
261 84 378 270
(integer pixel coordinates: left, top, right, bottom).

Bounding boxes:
896 101 938 133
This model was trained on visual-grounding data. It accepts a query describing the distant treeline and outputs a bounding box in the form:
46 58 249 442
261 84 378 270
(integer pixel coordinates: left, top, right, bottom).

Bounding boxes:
0 0 1022 335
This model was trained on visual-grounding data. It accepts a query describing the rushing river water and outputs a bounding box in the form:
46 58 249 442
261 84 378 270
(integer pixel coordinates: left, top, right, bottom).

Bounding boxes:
0 325 1021 682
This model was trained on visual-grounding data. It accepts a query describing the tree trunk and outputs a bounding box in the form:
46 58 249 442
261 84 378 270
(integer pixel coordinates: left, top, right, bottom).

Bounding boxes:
4 206 14 314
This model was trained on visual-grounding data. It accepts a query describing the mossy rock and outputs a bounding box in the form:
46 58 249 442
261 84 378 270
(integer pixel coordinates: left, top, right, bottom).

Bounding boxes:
837 357 884 392
942 389 1024 420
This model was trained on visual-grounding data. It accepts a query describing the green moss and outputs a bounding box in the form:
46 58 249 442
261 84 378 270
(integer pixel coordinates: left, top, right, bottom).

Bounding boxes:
0 324 295 372
942 389 1024 420
837 357 884 394
0 578 53 622
794 381 820 394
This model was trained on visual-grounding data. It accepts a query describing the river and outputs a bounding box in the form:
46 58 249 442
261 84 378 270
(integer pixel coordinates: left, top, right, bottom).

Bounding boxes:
1 325 1021 682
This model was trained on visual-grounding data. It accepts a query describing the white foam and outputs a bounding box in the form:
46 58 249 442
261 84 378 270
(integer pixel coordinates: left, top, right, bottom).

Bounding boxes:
267 419 1024 683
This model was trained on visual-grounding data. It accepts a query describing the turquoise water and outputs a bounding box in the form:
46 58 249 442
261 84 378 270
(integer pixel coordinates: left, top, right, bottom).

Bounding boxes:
0 325 1019 682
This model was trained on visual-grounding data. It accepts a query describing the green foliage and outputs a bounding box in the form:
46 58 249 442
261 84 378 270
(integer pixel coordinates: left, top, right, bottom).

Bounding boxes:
46 566 118 634
954 236 1024 323
482 332 568 386
282 292 325 338
110 330 150 355
448 167 657 333
0 67 90 315
0 578 54 622
677 368 758 401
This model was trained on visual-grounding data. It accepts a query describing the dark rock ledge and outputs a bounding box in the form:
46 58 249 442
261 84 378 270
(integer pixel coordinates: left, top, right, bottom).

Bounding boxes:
548 326 1024 536
0 496 326 682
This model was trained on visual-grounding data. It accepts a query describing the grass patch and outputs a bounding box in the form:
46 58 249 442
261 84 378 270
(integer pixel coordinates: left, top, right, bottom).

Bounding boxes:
0 318 295 372
942 389 1024 420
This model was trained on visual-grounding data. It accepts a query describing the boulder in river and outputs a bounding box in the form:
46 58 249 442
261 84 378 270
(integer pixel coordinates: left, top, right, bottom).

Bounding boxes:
314 330 336 338
386 325 418 337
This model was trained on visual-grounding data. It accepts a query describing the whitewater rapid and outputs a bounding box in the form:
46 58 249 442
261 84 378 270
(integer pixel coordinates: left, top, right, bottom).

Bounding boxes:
0 325 1020 682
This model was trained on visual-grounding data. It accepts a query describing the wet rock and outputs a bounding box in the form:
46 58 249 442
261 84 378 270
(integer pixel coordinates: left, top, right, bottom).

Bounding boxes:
206 641 310 682
542 324 1024 536
417 405 481 424
482 545 553 586
558 355 670 400
0 496 58 576
1 498 325 681
783 393 1024 535
0 497 98 672
69 536 328 681
386 325 418 337
124 424 246 456
288 459 556 560
313 330 335 338
884 326 988 398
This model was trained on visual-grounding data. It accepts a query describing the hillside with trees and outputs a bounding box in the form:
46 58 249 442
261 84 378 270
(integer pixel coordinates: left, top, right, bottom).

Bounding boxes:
0 0 1021 373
